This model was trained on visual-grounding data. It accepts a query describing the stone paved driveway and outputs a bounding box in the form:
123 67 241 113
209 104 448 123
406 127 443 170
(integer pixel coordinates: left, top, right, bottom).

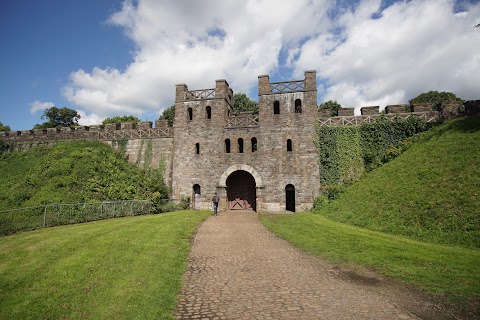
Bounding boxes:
175 210 417 320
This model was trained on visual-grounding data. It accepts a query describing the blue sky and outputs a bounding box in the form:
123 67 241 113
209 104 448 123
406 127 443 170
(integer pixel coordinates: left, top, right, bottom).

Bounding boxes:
1 0 479 130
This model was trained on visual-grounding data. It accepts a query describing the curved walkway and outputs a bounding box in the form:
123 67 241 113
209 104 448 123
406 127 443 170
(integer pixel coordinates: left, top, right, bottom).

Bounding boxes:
175 210 416 320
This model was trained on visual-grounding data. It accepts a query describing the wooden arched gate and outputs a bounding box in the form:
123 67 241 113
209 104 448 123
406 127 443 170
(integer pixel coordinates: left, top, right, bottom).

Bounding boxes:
226 170 256 211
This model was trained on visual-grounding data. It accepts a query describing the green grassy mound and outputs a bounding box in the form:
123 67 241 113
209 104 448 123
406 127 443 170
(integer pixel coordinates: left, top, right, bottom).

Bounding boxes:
0 210 210 320
315 116 480 247
0 140 168 210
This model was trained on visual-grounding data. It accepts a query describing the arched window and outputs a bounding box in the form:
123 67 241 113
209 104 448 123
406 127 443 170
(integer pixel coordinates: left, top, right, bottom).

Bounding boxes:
274 101 280 114
287 139 292 152
295 99 302 113
251 137 257 152
195 143 200 154
187 107 193 121
225 139 231 153
206 106 212 119
238 138 244 153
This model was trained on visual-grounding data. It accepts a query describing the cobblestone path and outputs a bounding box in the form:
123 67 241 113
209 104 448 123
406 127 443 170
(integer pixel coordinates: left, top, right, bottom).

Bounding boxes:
175 210 417 320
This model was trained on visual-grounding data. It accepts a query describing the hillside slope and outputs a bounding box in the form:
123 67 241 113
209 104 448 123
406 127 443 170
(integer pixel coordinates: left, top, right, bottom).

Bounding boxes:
315 116 480 247
0 140 168 210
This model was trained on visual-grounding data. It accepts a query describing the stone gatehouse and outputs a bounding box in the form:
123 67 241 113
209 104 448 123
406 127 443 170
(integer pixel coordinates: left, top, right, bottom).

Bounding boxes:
171 71 320 213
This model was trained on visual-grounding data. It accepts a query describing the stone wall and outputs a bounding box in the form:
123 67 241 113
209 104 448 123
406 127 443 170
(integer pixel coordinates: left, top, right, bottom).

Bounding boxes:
2 74 478 214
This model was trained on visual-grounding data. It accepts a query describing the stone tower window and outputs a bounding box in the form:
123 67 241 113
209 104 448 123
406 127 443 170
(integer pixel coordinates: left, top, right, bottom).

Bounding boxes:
188 107 193 121
206 106 212 119
251 137 257 152
225 139 231 153
287 139 292 152
195 143 200 154
238 138 244 153
274 101 280 114
295 99 302 113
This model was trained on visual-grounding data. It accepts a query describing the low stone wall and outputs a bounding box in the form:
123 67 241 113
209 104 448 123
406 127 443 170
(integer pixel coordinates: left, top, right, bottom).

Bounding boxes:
0 120 172 143
317 100 479 126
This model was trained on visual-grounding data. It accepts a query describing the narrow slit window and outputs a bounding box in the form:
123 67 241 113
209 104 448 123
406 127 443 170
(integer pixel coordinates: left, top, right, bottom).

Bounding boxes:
188 107 193 121
238 138 244 153
206 106 212 119
287 139 292 152
195 143 200 154
225 139 231 153
274 101 280 114
295 99 302 113
251 137 257 152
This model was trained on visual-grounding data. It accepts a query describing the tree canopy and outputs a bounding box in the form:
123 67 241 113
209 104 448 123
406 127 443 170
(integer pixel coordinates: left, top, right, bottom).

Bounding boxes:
319 100 342 116
0 121 11 132
232 93 258 114
102 115 140 125
159 105 175 126
34 107 81 129
409 91 463 111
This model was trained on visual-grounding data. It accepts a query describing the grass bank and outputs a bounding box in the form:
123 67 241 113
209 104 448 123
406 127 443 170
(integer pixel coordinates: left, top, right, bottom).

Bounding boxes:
260 213 480 307
0 140 168 211
0 210 210 320
315 116 480 248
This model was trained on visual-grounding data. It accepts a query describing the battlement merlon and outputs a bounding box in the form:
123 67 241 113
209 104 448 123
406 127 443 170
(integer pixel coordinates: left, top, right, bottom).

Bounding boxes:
175 79 232 106
258 70 317 95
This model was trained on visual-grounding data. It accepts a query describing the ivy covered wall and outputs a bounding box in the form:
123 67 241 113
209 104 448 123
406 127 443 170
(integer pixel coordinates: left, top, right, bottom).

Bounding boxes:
315 117 430 196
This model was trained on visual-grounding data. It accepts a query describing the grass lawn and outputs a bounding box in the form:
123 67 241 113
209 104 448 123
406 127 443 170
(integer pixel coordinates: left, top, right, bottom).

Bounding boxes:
0 210 210 320
260 212 480 306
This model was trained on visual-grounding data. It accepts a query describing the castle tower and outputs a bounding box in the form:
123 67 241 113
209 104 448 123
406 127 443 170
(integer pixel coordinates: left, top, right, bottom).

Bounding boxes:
254 70 320 211
171 79 234 208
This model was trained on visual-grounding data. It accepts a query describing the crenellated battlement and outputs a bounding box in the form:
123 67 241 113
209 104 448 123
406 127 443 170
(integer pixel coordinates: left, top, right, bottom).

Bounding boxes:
316 100 479 126
0 120 173 143
258 70 317 95
175 79 233 106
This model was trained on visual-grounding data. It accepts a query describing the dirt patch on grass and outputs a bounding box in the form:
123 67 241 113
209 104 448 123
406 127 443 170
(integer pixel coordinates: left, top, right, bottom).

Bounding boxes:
334 265 479 320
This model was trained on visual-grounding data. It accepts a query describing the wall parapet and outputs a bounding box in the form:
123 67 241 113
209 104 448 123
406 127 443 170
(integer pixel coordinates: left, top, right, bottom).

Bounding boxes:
258 70 317 95
0 121 172 143
224 113 259 128
318 111 440 127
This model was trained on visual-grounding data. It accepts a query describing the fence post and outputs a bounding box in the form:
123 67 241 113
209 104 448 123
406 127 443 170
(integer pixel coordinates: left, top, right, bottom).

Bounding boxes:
43 206 47 228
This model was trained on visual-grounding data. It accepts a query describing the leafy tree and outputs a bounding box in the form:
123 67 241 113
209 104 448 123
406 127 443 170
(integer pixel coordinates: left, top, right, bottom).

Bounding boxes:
232 93 258 114
102 115 140 125
319 100 342 116
159 105 175 127
409 91 463 111
0 121 11 132
34 107 80 129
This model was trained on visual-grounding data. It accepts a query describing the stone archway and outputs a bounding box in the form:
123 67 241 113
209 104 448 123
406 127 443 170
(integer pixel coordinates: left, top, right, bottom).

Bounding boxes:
218 164 263 188
218 165 263 212
226 170 256 211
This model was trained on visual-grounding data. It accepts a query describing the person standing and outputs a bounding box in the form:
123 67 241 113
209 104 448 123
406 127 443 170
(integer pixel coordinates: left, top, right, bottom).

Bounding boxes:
212 192 219 216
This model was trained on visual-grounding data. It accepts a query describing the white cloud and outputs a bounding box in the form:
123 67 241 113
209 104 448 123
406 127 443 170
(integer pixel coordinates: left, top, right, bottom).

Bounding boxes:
63 0 480 118
296 0 480 107
30 101 54 114
63 0 331 118
77 110 104 126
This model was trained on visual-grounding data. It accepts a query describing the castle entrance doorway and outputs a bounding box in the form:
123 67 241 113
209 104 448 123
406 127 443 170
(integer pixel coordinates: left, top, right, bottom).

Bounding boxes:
226 170 256 211
193 184 201 210
285 184 295 212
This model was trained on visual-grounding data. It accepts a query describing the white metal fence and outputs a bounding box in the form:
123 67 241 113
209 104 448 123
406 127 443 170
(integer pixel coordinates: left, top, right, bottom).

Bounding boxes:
0 200 156 236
